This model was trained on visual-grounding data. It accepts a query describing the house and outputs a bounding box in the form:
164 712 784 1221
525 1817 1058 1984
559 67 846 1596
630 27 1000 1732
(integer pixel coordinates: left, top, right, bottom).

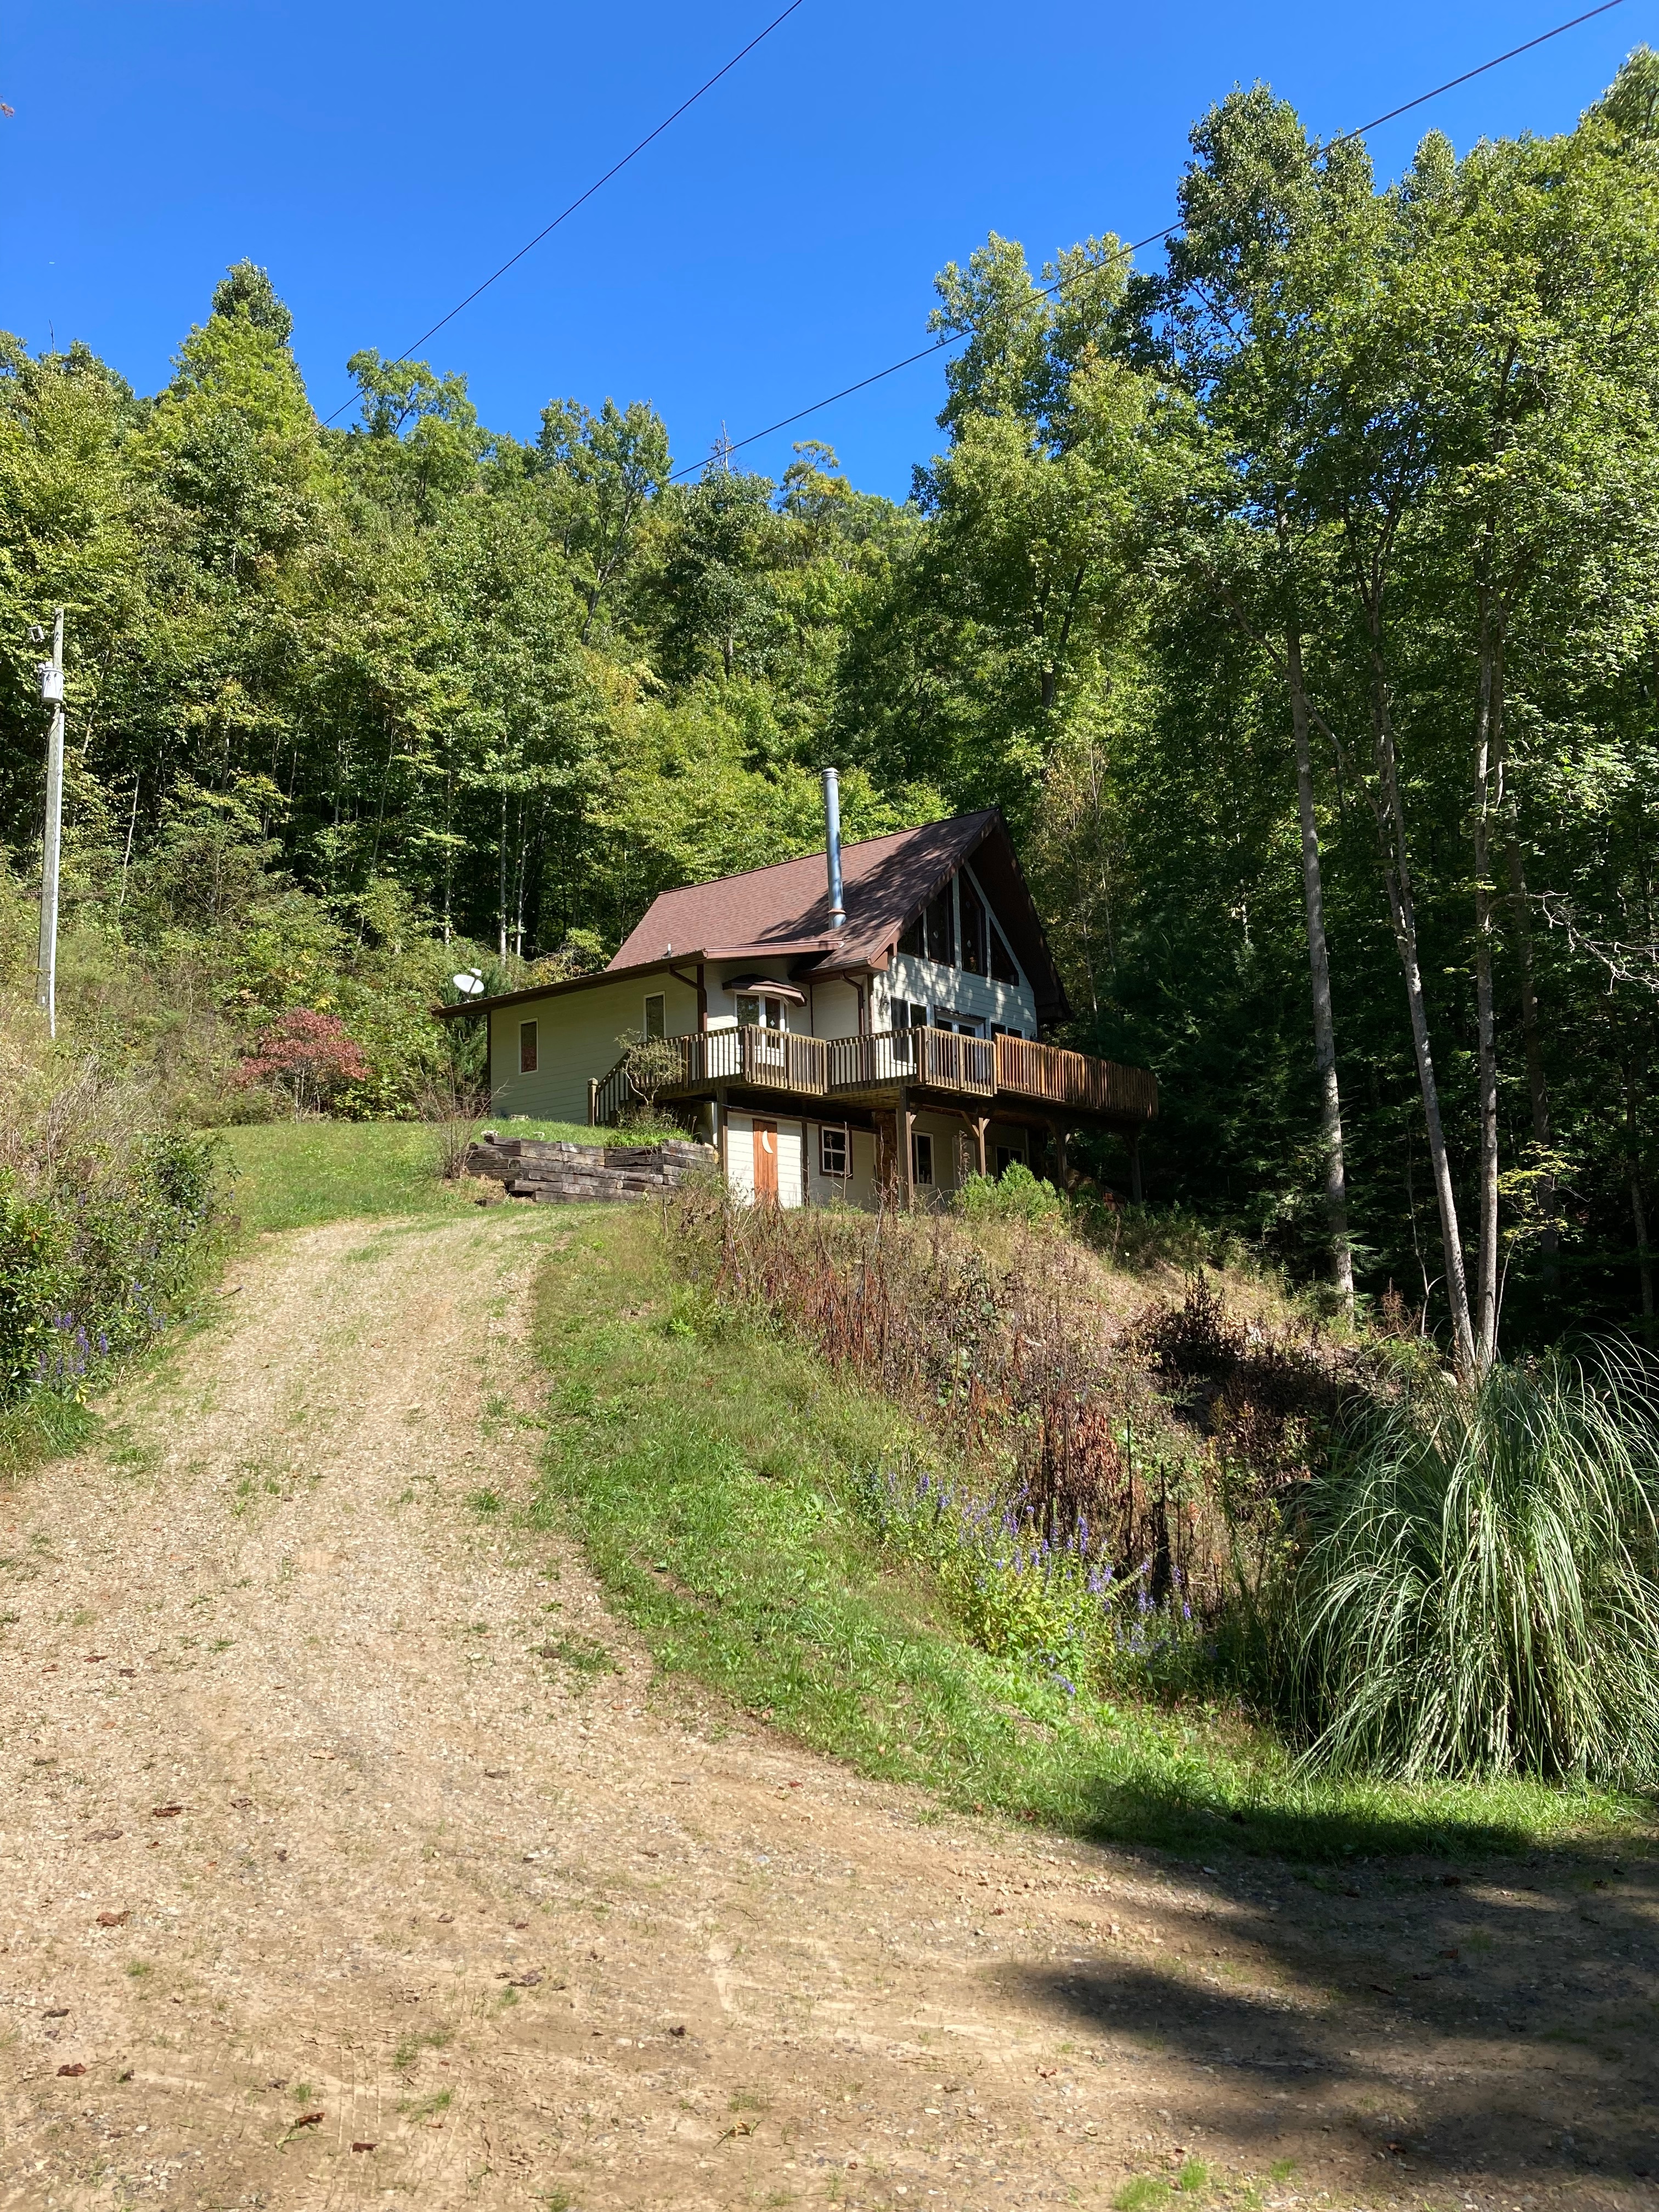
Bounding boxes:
438 776 1156 1209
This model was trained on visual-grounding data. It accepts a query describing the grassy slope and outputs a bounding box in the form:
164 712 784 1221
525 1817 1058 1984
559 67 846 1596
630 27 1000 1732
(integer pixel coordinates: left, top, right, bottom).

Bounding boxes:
219 1121 482 1235
533 1205 1654 1865
8 1124 475 1483
219 1119 697 1235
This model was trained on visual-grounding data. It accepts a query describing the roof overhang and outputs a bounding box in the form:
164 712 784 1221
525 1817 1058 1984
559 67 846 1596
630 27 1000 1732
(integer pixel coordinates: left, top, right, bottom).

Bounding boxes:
431 953 700 1023
724 974 808 1005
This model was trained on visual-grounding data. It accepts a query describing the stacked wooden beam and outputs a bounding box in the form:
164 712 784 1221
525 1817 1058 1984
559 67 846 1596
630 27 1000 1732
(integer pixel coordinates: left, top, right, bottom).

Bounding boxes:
464 1136 716 1205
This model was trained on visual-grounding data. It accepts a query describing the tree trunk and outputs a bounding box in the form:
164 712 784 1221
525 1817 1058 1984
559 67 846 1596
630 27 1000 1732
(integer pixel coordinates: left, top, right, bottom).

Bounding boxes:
1505 833 1556 1284
1626 1067 1655 1328
1286 624 1354 1307
1372 684 1478 1376
1470 612 1502 1369
498 787 509 961
513 824 530 958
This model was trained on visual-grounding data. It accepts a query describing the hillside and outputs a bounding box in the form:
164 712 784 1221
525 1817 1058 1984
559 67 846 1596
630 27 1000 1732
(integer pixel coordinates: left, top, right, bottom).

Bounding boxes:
13 55 1659 1350
3 1182 1654 2210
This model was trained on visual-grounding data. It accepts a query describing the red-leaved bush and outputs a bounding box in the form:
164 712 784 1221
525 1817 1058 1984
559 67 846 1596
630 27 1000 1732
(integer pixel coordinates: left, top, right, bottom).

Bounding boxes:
236 1009 369 1117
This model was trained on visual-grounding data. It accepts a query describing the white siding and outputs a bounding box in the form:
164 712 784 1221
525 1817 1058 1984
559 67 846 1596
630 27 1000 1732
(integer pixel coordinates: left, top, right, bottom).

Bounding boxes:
726 1111 756 1200
879 957 1035 1038
989 1121 1031 1170
907 1108 975 1194
877 859 1038 1036
487 972 699 1123
706 961 799 1029
808 977 863 1040
776 1121 805 1208
725 1111 805 1209
705 967 861 1040
805 1120 877 1206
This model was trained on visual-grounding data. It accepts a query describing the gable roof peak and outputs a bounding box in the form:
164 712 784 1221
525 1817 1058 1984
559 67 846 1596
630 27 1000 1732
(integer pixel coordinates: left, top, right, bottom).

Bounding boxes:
607 805 1066 1022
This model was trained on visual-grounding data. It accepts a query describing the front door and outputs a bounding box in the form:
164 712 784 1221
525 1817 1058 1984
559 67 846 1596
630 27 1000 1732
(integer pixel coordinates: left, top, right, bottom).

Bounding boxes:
753 1120 779 1203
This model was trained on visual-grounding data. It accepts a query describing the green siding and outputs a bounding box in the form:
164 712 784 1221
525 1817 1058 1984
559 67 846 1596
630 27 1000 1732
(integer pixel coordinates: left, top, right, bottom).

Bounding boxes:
487 973 700 1123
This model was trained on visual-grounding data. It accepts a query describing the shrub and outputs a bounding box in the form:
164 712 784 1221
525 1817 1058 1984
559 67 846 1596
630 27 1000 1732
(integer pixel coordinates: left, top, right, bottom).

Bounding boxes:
235 1008 370 1117
1 1001 223 1414
418 1071 489 1181
1137 1273 1243 1377
0 1187 66 1402
0 1130 220 1405
1284 1346 1659 1784
675 1189 1249 1674
957 1161 1064 1225
614 1028 684 1117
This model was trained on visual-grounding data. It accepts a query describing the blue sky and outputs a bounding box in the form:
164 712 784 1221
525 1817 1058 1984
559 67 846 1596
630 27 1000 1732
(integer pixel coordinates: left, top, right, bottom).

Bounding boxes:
2 1 1645 499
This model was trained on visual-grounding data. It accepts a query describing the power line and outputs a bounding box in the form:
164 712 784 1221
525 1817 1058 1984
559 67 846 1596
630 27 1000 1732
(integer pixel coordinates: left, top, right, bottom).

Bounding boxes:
320 0 806 429
668 0 1629 481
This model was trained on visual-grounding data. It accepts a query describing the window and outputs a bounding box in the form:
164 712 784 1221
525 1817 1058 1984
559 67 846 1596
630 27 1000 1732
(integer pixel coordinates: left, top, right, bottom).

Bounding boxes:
924 884 956 967
912 1130 934 1186
644 992 665 1040
736 994 784 1030
890 998 927 1031
959 874 988 976
898 915 924 957
932 1012 983 1037
989 916 1019 986
819 1125 849 1178
991 1021 1031 1042
995 1142 1026 1177
518 1020 538 1074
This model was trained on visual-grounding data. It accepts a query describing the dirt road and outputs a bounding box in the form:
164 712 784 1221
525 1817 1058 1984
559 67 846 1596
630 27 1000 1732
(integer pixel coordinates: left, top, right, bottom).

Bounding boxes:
2 1208 1655 2210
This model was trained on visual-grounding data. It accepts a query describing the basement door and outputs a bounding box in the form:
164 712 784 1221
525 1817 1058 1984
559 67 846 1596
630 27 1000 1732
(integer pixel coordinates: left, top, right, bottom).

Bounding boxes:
752 1119 779 1203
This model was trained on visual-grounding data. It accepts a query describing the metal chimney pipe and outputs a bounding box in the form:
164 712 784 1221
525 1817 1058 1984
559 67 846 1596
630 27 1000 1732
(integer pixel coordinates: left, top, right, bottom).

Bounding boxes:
823 768 846 929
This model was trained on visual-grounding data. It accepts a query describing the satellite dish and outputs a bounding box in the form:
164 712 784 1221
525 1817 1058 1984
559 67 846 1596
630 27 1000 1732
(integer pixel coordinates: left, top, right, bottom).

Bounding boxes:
452 970 485 998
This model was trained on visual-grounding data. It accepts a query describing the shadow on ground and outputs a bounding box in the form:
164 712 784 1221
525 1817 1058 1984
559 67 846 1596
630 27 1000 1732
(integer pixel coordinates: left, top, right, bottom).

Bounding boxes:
996 1831 1659 2196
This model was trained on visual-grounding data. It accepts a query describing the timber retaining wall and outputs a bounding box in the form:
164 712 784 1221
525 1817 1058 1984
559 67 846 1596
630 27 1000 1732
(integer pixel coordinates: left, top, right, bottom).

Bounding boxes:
464 1136 717 1205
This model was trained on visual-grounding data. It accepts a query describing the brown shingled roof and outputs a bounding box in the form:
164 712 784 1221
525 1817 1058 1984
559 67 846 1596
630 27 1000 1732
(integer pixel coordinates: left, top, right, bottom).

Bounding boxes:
608 809 1067 1022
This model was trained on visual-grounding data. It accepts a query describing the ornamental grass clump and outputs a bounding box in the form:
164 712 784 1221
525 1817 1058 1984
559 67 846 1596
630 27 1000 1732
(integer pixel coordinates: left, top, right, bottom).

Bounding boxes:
1287 1346 1659 1784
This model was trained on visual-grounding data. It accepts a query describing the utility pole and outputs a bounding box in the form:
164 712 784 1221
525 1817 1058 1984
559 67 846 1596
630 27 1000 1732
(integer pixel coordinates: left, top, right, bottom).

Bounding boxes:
35 608 65 1039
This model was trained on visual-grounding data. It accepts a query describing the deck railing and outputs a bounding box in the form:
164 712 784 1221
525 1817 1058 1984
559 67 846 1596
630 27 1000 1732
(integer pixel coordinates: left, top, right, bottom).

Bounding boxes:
592 1025 832 1124
589 1022 1156 1125
827 1026 996 1098
994 1031 1159 1120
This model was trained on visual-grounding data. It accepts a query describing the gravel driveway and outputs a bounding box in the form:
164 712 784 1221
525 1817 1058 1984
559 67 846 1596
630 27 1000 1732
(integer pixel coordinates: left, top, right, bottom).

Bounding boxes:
2 1207 1653 2210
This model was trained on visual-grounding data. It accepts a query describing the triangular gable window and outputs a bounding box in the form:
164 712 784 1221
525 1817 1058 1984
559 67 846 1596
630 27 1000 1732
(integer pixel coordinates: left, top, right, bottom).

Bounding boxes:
989 915 1019 985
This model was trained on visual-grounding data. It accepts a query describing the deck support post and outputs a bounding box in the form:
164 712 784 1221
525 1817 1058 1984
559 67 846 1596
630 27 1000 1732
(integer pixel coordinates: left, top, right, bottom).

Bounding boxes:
1128 1125 1144 1207
973 1114 989 1178
716 1083 729 1189
899 1084 914 1210
587 1077 598 1128
1050 1116 1068 1189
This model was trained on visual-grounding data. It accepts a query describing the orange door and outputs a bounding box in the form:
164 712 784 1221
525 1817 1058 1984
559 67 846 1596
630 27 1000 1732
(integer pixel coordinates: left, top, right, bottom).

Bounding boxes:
753 1120 779 1203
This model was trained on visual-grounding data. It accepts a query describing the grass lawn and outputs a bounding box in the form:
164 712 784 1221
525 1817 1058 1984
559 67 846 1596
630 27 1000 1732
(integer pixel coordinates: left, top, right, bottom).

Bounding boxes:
479 1118 599 1142
219 1118 698 1238
533 1205 1656 1867
485 1116 692 1144
218 1120 480 1236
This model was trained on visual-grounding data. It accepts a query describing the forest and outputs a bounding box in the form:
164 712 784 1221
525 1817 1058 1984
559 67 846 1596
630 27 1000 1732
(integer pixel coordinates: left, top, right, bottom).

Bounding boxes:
9 50 1659 1365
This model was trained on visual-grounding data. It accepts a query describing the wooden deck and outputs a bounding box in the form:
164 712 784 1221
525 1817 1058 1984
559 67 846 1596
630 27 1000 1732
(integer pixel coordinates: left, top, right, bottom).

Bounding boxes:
592 1025 1155 1127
